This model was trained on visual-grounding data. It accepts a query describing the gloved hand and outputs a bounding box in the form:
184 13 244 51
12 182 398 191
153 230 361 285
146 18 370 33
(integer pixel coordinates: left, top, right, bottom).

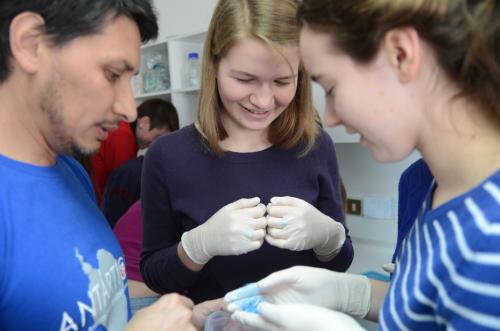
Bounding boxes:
225 266 371 318
266 196 345 256
232 303 365 331
182 197 267 264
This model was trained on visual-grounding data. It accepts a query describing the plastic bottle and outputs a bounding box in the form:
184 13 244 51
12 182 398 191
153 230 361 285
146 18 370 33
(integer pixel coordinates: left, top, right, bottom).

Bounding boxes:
185 52 200 88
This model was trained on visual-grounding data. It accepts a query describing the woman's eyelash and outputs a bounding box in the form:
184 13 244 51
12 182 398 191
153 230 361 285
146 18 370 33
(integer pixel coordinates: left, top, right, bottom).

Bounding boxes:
325 86 335 97
235 78 253 83
106 70 121 82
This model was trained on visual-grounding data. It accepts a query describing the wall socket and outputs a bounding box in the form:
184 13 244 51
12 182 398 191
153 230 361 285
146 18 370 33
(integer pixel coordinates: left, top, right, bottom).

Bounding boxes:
346 198 362 215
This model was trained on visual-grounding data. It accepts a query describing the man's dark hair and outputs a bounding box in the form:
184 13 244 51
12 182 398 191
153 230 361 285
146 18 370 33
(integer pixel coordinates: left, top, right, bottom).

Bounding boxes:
0 0 159 82
131 98 179 133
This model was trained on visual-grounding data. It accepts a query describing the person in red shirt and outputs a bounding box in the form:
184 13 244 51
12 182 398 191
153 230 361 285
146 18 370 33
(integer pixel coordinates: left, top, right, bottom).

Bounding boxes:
92 121 137 202
91 98 175 202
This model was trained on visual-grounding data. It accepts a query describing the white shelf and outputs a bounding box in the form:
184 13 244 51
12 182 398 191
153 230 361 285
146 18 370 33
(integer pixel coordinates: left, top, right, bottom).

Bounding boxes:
135 31 206 127
135 87 200 99
172 86 199 93
141 37 168 50
135 90 172 99
167 30 206 43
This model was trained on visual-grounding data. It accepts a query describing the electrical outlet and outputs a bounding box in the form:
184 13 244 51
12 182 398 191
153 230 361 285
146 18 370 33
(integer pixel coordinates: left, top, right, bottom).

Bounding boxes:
346 198 362 215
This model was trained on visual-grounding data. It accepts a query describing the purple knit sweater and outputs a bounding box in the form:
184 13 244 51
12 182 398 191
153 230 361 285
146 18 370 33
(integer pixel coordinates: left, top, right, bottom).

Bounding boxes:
140 124 353 303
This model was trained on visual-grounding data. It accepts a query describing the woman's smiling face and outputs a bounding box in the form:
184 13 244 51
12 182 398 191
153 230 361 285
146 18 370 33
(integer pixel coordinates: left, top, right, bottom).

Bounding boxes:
216 37 299 135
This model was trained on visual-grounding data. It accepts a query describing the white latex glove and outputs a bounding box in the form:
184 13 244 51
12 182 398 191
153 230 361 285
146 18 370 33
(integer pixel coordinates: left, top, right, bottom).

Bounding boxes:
232 303 365 331
266 196 345 256
125 293 195 331
225 266 371 318
182 197 267 264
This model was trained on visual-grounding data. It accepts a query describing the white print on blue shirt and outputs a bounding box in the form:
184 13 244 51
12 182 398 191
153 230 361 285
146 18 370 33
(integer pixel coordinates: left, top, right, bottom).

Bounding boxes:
59 249 128 331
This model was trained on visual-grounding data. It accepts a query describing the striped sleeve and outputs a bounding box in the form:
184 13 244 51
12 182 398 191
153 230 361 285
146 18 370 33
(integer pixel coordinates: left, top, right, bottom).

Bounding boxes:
380 173 500 330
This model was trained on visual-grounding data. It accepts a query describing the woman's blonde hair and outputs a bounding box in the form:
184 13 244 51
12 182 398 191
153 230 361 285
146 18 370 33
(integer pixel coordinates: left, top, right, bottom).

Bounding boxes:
298 0 500 123
197 0 318 157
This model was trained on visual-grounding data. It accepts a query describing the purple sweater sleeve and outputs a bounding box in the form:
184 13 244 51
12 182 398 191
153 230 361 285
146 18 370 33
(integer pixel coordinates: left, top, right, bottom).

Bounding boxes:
309 131 353 271
140 125 353 302
140 134 198 295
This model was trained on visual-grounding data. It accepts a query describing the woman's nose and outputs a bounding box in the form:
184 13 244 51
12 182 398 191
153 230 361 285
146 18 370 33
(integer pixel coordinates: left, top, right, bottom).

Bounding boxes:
323 104 342 128
249 85 275 111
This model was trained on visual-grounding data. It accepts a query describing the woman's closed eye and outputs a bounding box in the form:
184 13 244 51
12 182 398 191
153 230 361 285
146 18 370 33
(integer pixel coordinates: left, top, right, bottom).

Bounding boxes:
106 70 121 82
275 80 292 87
235 77 254 83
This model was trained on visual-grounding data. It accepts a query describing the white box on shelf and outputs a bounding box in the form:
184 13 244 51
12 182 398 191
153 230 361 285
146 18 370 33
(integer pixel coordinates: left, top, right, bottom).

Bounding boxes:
140 41 170 94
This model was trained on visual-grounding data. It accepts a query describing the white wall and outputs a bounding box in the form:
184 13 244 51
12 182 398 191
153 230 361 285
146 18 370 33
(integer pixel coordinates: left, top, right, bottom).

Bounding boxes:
336 144 420 271
153 0 218 39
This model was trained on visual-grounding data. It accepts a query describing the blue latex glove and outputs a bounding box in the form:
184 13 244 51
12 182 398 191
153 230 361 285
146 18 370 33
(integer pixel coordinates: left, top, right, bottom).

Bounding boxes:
232 303 365 331
225 266 371 318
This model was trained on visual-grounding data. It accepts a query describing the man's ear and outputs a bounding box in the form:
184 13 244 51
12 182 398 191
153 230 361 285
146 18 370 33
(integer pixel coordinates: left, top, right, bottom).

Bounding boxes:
9 12 46 75
382 27 421 83
137 116 151 131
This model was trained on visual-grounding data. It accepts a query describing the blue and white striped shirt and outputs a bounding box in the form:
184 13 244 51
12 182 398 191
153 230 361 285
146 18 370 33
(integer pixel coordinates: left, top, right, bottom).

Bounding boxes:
380 170 500 330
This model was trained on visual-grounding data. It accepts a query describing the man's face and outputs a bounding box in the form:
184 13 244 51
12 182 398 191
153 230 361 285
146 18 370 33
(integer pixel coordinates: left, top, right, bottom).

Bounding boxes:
39 16 141 156
135 116 171 149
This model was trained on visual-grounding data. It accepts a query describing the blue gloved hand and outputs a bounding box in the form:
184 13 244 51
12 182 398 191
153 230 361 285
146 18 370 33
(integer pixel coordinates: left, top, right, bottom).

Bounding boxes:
225 266 371 318
232 303 365 331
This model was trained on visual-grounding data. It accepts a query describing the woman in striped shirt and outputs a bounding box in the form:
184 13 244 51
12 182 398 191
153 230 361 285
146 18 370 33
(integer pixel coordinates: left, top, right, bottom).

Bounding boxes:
225 1 500 330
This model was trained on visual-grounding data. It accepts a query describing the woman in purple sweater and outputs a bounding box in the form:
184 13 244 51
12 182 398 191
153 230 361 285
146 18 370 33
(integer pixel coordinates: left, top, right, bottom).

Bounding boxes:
140 0 353 304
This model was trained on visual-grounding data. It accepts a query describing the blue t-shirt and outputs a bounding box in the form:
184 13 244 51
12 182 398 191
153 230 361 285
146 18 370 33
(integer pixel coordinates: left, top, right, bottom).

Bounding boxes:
0 154 130 331
380 170 500 330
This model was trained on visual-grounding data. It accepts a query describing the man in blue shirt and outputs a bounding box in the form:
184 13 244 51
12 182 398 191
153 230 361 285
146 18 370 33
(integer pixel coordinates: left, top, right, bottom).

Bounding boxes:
0 2 195 331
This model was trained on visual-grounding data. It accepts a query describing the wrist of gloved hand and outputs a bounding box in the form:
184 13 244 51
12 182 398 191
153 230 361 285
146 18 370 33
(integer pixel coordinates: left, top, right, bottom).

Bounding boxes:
331 273 372 318
313 220 346 256
181 228 211 265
